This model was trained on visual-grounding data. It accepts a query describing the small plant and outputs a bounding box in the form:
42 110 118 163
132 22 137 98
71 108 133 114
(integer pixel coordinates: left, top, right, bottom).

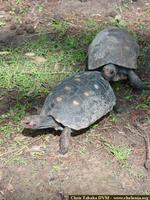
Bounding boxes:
37 5 44 12
82 18 101 45
51 19 69 35
111 14 126 27
135 103 149 110
124 94 133 100
9 103 27 122
0 21 6 27
124 89 133 101
16 0 23 4
52 164 61 172
64 36 79 49
109 113 118 123
90 123 99 130
0 124 14 138
31 151 45 157
138 23 146 30
84 18 99 31
106 143 131 161
82 32 96 45
79 146 87 155
10 156 27 165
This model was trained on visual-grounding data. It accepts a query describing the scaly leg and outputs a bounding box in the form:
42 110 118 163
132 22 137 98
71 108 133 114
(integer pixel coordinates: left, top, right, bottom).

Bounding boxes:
59 127 72 155
127 70 143 90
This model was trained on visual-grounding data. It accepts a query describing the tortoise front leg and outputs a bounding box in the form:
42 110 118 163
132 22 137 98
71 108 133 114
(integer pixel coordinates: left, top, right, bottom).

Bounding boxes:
59 127 72 155
127 70 143 90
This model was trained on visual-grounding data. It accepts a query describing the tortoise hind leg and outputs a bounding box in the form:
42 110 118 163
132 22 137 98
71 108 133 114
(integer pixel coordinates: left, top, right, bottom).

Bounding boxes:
127 70 143 90
59 127 72 155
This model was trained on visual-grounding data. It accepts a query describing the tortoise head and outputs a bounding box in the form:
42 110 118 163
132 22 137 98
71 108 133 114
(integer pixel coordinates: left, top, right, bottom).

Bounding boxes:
102 64 118 81
21 114 58 129
21 115 42 129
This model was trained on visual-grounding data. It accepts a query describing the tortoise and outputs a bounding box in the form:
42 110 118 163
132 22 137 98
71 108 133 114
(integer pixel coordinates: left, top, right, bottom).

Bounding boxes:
88 27 143 90
21 71 116 154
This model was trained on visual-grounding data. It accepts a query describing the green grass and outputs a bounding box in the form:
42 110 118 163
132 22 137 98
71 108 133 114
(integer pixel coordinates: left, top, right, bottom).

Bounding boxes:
52 164 61 173
16 0 23 4
10 156 27 165
109 113 118 123
84 18 99 31
0 124 16 138
51 19 70 35
110 14 126 28
36 5 44 13
106 143 131 161
79 146 87 155
0 21 6 27
9 103 27 122
0 34 86 98
135 103 149 110
124 89 134 101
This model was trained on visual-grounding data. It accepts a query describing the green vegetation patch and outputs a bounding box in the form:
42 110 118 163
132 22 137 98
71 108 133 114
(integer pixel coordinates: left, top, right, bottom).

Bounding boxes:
106 143 131 161
0 34 86 98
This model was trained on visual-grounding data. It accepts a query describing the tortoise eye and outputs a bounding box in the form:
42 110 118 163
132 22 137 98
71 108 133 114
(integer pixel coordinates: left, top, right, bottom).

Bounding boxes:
110 70 114 75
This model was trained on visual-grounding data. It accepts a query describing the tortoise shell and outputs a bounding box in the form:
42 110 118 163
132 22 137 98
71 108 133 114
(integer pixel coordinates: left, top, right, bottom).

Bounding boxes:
40 71 116 130
88 27 139 70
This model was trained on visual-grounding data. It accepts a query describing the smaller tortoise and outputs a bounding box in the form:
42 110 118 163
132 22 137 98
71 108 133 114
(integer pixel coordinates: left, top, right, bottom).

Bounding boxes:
88 27 143 90
22 71 116 154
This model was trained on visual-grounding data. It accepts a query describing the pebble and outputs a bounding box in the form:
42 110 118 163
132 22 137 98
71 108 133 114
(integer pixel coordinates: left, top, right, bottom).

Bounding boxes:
25 24 35 34
16 27 24 35
10 22 17 30
25 52 36 57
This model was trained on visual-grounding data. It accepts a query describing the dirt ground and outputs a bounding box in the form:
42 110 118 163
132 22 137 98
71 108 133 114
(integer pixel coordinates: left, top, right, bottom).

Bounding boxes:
0 0 150 200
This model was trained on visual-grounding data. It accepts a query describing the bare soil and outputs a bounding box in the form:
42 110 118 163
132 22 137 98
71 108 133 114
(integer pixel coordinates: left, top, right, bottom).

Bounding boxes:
0 0 150 200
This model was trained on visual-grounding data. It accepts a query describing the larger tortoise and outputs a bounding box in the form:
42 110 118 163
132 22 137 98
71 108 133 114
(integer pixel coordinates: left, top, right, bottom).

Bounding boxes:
88 27 143 90
22 71 116 154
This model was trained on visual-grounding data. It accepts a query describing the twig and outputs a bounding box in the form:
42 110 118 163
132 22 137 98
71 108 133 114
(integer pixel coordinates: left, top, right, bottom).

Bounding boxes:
135 123 150 172
125 124 144 138
144 135 150 171
4 176 14 200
